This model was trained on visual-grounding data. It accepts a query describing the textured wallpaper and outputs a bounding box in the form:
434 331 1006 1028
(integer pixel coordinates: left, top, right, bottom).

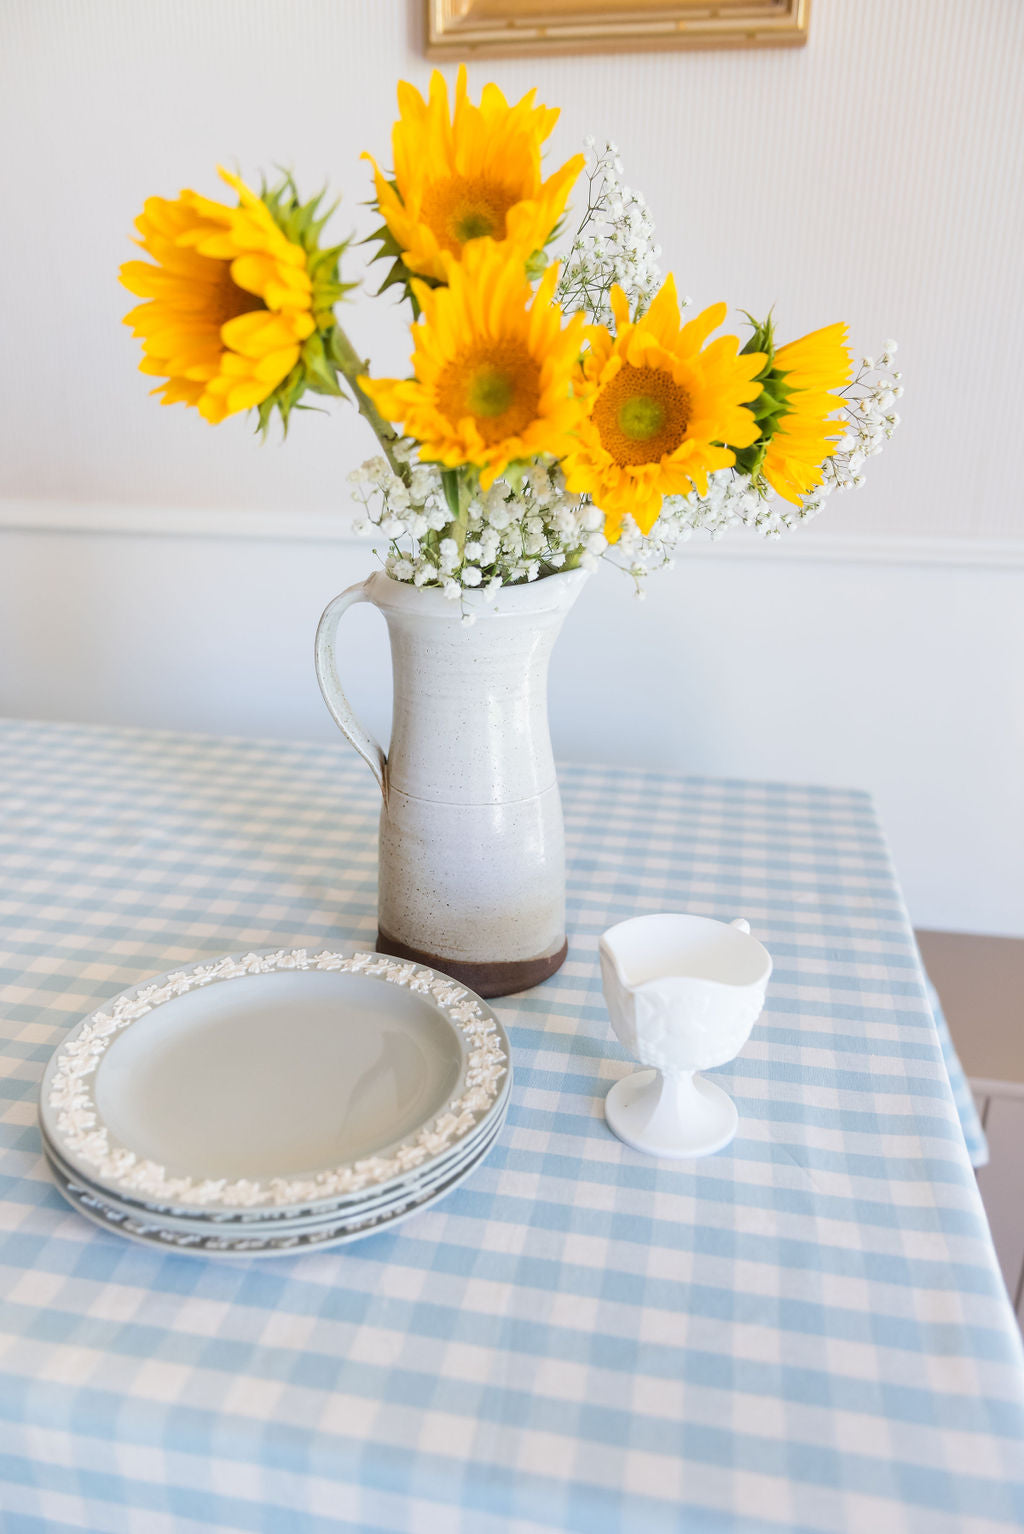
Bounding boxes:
2 0 1022 538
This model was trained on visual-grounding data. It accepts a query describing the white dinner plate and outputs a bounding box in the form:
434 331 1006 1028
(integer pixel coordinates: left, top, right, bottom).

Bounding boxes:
44 1110 504 1257
40 948 510 1219
37 1064 512 1227
40 1099 508 1239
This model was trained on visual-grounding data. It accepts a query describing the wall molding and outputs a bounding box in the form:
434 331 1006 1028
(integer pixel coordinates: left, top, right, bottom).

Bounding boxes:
2 498 1024 569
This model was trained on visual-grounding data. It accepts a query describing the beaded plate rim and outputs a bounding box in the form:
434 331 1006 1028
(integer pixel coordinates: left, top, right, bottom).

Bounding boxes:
41 948 509 1211
43 1104 508 1255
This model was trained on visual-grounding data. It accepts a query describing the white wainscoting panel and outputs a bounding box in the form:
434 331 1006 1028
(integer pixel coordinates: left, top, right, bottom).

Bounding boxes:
3 509 1021 938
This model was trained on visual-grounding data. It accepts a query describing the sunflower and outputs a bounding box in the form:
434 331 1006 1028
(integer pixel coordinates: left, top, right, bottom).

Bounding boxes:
359 239 586 490
758 323 853 504
563 278 766 542
366 66 583 290
120 168 350 429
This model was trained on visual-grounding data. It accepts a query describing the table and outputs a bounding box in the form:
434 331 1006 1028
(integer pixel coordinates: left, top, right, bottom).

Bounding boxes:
1 719 1022 1534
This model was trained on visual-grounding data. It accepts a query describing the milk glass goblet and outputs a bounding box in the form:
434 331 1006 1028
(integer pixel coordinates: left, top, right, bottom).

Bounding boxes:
599 914 772 1158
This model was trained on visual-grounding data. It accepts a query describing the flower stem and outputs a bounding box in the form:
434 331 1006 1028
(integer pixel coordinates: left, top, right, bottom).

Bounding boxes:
330 322 409 481
441 468 471 557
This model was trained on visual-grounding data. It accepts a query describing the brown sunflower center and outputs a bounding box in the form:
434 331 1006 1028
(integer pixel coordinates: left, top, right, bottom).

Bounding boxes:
592 364 691 467
435 343 541 446
209 262 266 327
420 176 517 255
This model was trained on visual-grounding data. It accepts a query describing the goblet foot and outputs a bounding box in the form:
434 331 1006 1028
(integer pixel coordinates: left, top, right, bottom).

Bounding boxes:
605 1069 738 1159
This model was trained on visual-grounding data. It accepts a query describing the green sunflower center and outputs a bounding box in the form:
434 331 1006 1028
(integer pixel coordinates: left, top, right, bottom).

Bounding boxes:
456 210 496 242
437 343 541 446
466 365 515 418
617 394 666 442
421 176 515 256
592 363 691 468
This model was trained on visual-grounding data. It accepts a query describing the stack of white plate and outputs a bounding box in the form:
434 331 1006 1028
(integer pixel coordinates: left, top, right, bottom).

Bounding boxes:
38 947 511 1257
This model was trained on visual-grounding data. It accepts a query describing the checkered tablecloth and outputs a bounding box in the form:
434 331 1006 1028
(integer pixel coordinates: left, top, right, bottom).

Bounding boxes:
1 719 1021 1534
927 979 987 1168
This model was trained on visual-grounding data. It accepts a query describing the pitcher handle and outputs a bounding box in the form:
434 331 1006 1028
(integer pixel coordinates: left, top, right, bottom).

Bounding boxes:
314 581 388 801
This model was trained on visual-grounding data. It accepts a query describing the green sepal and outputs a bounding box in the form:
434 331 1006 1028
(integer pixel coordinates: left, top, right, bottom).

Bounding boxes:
301 331 342 396
749 376 794 426
361 187 439 311
255 362 306 439
309 245 357 320
735 308 798 471
258 173 358 322
741 309 776 360
261 173 340 257
365 218 403 266
242 171 362 434
731 439 769 478
524 249 548 283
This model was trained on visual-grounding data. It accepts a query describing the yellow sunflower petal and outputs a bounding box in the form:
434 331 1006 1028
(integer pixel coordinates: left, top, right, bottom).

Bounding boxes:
678 301 727 357
639 274 682 346
609 286 632 336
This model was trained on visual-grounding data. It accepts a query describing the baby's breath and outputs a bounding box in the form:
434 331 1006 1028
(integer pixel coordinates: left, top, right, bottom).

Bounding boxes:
820 343 902 495
349 453 601 606
555 140 665 327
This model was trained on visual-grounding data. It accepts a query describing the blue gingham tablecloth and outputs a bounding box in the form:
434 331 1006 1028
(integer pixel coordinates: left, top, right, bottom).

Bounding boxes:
927 980 986 1168
0 719 1021 1534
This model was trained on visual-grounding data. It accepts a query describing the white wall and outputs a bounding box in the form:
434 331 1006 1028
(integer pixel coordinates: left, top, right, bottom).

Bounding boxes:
2 1 1023 935
4 515 1021 937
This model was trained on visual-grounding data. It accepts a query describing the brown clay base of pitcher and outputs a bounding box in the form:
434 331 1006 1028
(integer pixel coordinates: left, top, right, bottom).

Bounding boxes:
376 929 568 998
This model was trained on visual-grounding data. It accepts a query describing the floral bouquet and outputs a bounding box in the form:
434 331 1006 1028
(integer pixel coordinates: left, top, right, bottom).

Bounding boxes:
120 68 902 612
119 67 903 993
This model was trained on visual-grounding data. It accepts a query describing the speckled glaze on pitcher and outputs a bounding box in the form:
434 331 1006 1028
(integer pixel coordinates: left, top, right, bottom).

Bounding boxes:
314 568 587 997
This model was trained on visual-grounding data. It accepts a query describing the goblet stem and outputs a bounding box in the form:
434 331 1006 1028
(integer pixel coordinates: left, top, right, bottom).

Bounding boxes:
644 1069 697 1139
604 1067 739 1159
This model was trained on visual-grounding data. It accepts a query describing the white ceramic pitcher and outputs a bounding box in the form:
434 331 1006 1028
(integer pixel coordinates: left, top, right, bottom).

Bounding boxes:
314 568 588 997
599 913 772 1157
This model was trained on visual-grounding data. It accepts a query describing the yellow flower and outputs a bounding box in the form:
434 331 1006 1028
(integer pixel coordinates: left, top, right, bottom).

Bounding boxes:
120 169 348 428
761 323 853 504
563 278 766 542
359 239 587 490
366 66 583 286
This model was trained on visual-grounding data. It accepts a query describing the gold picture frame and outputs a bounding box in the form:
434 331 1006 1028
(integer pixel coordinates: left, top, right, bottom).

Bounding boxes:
426 1 810 59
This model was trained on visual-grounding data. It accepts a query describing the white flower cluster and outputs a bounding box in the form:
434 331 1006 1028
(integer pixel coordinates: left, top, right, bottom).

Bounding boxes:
600 475 765 590
821 342 903 494
555 140 665 327
349 449 607 618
